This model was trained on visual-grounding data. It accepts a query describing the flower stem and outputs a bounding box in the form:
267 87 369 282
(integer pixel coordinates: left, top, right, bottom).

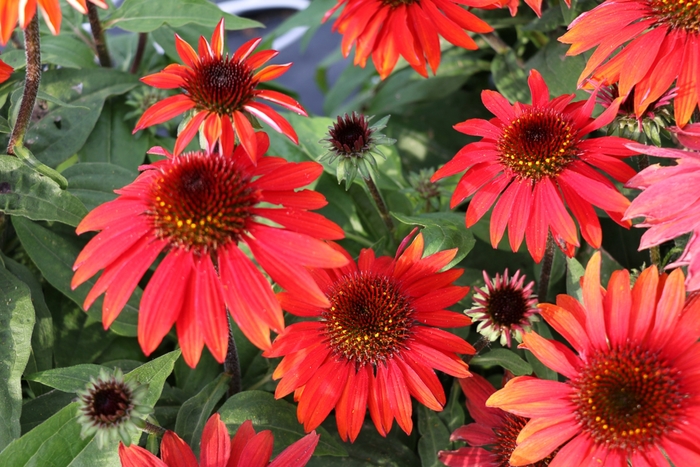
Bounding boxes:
636 154 662 268
7 15 41 155
464 336 491 364
224 319 242 397
130 33 148 74
537 234 555 303
480 32 524 68
364 176 394 234
143 421 166 437
87 2 111 67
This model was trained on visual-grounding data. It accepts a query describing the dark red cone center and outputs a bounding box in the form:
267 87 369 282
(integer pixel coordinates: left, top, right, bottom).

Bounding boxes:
650 0 700 32
186 55 256 115
85 382 132 425
328 113 373 157
486 285 530 328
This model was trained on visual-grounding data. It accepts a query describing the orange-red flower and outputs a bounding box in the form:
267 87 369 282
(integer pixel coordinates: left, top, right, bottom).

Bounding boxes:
0 0 108 45
439 373 555 467
432 69 636 262
487 252 700 466
559 0 700 127
0 59 12 83
323 0 493 79
135 18 306 162
72 132 347 367
265 232 474 442
119 414 319 467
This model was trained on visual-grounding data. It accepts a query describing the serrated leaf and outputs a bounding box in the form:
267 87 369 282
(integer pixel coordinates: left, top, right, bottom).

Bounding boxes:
175 373 230 456
104 0 262 32
63 162 137 212
22 68 139 168
126 351 181 410
24 364 107 393
471 348 533 376
13 217 139 337
392 212 476 268
218 390 347 458
0 264 35 451
0 155 88 226
417 405 451 467
492 50 529 104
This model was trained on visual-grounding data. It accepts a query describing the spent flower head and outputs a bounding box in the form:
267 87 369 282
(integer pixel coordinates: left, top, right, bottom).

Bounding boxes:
77 368 150 448
320 112 395 188
467 269 539 347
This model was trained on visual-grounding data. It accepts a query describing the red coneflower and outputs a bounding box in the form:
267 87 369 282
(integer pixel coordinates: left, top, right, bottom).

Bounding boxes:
134 18 306 161
487 252 700 466
432 69 636 262
72 132 347 367
439 373 555 467
266 232 474 442
559 0 700 127
0 0 108 45
0 59 12 83
467 269 539 348
119 414 319 467
323 0 493 79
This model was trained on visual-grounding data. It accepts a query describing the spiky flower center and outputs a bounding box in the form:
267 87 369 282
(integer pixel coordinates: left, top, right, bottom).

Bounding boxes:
493 414 555 467
572 344 687 451
149 152 259 253
81 380 134 427
328 113 373 158
484 284 530 328
650 0 700 32
323 271 414 366
498 108 579 181
185 55 256 115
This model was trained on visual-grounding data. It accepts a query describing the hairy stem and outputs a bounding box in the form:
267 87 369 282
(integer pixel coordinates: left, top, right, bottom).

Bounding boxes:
87 2 111 67
7 15 41 154
224 320 242 397
130 33 148 74
364 176 394 234
537 234 556 303
480 31 525 67
464 336 491 364
143 421 166 437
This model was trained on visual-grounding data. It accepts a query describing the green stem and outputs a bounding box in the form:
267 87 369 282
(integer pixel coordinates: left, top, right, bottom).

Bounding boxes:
142 421 166 437
7 15 41 155
364 176 394 234
537 234 556 303
224 319 242 397
130 33 148 74
480 31 524 67
87 2 111 67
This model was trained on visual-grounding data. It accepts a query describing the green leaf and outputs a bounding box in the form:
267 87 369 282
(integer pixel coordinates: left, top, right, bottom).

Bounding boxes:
437 380 465 434
491 50 529 104
392 212 476 268
267 113 334 165
78 99 150 172
417 405 451 467
0 264 35 451
471 348 533 376
526 41 589 99
20 390 76 434
125 350 181 409
24 364 107 393
63 162 137 212
3 256 54 396
0 155 88 226
13 217 139 337
104 0 262 32
219 390 347 458
323 60 376 117
23 68 139 168
566 256 585 302
175 373 230 456
40 34 98 69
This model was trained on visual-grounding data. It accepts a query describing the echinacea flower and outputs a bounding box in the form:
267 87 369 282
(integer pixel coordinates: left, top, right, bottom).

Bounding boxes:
77 368 150 448
320 112 394 187
487 252 700 466
119 413 319 467
439 373 555 467
134 18 306 161
0 59 12 83
432 69 636 262
624 123 700 292
266 232 474 442
72 131 348 367
558 0 700 127
0 0 108 45
323 0 493 79
468 0 570 19
467 269 539 347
